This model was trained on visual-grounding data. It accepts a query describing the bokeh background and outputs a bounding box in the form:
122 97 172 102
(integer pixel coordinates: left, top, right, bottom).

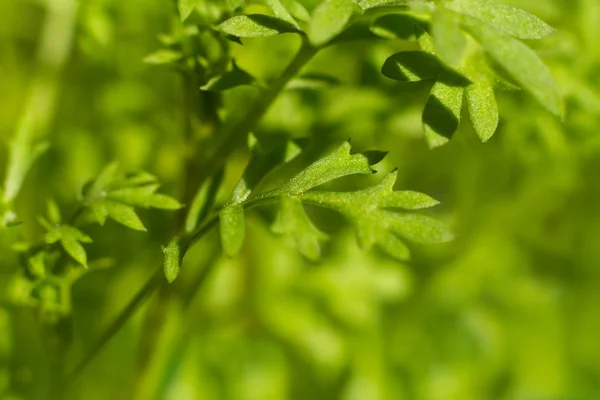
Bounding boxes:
2 0 600 399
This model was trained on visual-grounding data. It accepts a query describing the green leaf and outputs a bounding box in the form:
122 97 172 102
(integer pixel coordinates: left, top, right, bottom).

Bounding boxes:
282 0 310 22
422 81 464 148
104 201 147 231
185 170 224 234
272 197 328 261
308 0 356 46
274 141 374 195
42 224 93 267
463 52 499 142
162 236 183 283
218 14 299 37
107 184 160 208
299 171 451 260
449 0 555 39
61 235 88 268
358 0 410 9
178 0 197 21
148 194 184 210
431 8 466 66
46 199 62 225
232 136 299 204
267 0 299 26
143 49 183 65
219 205 245 256
83 163 180 230
28 252 46 278
200 62 256 92
462 17 563 116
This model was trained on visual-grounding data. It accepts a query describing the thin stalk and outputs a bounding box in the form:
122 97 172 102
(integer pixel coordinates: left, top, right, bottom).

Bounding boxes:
64 37 319 391
64 218 218 386
64 268 164 385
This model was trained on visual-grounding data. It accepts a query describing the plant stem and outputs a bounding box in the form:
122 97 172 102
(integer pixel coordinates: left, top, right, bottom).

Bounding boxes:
64 38 318 391
64 218 218 386
64 268 163 385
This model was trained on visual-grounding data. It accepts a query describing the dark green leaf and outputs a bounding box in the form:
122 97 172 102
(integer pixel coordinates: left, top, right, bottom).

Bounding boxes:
382 51 469 85
200 63 256 92
370 14 419 40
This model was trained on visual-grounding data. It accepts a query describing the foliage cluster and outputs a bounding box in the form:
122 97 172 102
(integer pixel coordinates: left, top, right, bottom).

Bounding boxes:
1 0 600 399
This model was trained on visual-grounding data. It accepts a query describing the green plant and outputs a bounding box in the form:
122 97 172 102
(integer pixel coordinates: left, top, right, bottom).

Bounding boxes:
3 0 595 399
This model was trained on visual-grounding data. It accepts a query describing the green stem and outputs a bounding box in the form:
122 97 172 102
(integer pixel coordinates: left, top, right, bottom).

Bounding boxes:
64 38 318 390
64 218 217 386
64 268 164 385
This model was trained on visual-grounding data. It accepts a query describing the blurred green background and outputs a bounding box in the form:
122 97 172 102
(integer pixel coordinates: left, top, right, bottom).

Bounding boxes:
2 0 600 399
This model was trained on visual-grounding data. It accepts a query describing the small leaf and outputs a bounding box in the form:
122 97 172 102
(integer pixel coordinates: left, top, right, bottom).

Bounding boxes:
463 17 563 116
219 205 245 256
104 201 147 231
464 52 499 142
423 81 464 148
58 225 93 267
28 252 46 278
466 81 498 142
178 0 197 21
275 141 374 195
450 0 555 39
282 0 310 22
267 0 299 26
46 199 62 225
108 184 159 208
272 197 327 261
45 229 61 244
61 235 88 267
218 14 299 37
162 236 183 283
90 202 108 225
359 0 410 9
185 170 224 234
144 49 183 65
308 0 356 46
149 194 184 210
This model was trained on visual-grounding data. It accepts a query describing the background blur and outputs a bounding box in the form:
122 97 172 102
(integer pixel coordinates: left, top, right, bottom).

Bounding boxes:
2 0 600 399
